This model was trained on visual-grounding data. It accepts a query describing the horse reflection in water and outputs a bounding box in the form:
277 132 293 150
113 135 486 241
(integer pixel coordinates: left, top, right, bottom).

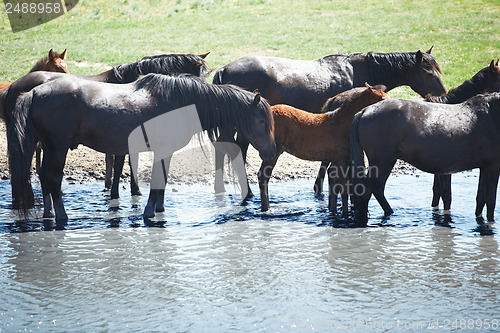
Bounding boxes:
128 105 249 218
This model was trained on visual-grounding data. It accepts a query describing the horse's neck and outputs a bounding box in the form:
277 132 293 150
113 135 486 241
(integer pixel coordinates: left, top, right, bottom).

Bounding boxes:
362 55 406 90
435 78 484 104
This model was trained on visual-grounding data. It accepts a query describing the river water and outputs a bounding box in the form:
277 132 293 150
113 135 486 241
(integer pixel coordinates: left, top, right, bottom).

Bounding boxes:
0 170 499 332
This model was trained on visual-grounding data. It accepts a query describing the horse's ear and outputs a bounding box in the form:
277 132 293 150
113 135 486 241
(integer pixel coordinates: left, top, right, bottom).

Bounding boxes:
193 60 205 67
490 60 496 71
198 52 210 59
496 59 499 67
426 45 434 54
416 50 423 64
59 49 67 60
252 92 261 107
48 49 55 61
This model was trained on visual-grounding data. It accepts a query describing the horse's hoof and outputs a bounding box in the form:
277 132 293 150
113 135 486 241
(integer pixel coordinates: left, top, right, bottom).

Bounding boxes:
110 193 119 200
131 190 142 196
243 192 254 201
143 210 156 219
155 206 165 213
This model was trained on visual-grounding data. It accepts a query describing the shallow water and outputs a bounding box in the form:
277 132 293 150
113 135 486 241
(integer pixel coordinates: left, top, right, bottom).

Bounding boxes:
1 170 500 332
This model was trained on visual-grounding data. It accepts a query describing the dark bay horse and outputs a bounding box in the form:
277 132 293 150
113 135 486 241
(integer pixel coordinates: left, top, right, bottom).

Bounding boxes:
7 74 275 221
1 52 209 198
350 93 500 225
0 49 68 118
213 48 446 195
426 60 500 213
258 85 388 214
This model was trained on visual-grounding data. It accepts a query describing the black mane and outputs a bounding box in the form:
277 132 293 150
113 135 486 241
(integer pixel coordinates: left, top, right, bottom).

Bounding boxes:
133 73 272 140
367 51 442 83
111 53 209 83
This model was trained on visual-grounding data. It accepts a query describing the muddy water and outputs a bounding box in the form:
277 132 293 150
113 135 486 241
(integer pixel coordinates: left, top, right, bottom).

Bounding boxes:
0 170 499 332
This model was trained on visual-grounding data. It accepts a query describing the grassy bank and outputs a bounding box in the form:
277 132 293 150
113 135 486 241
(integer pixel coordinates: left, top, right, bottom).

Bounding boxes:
0 0 498 98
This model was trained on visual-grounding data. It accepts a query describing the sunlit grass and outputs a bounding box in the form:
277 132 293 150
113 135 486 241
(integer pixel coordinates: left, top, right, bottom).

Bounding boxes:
0 0 498 99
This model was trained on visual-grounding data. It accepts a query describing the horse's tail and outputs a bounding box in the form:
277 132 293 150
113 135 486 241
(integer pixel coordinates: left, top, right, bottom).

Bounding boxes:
212 68 225 85
7 90 37 215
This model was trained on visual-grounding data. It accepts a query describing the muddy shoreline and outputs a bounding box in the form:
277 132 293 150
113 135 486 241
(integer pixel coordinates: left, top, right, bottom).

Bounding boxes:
0 122 417 190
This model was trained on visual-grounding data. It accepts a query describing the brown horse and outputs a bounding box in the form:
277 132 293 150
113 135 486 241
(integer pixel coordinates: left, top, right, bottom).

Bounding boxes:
258 84 389 214
0 49 68 118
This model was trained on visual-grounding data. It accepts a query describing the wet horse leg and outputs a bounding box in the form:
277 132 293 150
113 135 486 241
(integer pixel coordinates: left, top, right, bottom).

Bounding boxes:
431 174 441 210
258 154 280 212
440 175 452 213
128 154 141 196
371 161 395 216
144 157 171 218
110 155 125 199
214 147 226 194
40 147 69 221
314 161 329 195
326 164 339 213
105 153 114 189
476 168 499 221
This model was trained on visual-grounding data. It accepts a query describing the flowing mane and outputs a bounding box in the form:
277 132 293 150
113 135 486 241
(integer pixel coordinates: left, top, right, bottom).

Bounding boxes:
112 54 209 83
133 73 272 140
367 51 443 83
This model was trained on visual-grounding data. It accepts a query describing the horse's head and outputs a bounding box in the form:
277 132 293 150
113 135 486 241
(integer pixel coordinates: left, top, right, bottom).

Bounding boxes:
43 49 69 73
485 59 500 93
244 92 276 161
405 47 446 98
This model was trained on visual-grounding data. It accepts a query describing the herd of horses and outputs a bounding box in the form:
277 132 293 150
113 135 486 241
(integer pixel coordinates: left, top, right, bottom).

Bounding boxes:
1 48 500 225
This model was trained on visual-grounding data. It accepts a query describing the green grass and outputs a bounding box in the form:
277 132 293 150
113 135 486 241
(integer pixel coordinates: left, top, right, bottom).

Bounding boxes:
0 0 499 99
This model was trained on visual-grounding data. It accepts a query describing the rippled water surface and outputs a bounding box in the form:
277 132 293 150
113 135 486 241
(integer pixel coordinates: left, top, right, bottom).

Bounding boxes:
1 170 500 332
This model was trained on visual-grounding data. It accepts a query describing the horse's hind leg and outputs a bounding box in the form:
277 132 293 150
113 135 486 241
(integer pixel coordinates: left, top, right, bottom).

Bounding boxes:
475 170 487 219
326 164 339 213
38 149 54 219
110 155 125 199
44 147 69 221
476 169 499 221
371 161 395 216
314 161 329 195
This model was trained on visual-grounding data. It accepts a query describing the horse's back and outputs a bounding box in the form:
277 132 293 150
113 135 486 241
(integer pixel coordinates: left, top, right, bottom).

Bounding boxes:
215 55 353 112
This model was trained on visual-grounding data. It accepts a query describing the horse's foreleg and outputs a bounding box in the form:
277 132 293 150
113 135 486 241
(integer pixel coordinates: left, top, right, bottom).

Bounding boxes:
258 155 279 212
128 154 142 196
105 154 114 189
214 147 226 194
110 155 125 199
314 161 329 195
144 157 170 218
237 136 252 199
35 144 42 174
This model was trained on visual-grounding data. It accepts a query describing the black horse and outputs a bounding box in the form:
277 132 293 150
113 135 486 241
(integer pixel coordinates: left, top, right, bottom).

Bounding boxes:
212 48 446 196
7 74 275 221
1 52 209 198
350 93 500 225
426 60 500 214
